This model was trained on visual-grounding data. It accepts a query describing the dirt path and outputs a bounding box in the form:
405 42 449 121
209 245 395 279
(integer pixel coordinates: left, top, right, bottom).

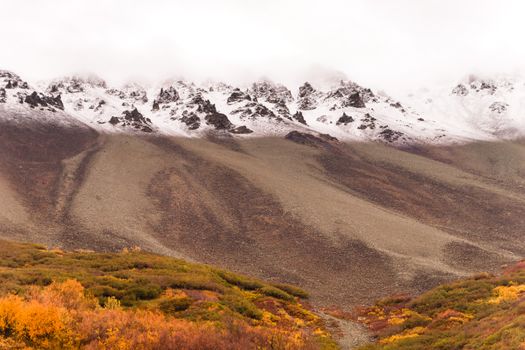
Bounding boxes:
319 312 372 349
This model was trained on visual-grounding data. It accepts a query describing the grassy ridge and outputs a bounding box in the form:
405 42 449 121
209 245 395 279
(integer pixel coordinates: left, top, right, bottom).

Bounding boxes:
0 239 338 349
355 261 525 350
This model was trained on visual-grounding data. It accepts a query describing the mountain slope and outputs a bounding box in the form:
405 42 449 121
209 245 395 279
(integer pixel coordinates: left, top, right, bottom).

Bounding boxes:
1 68 525 311
1 129 524 308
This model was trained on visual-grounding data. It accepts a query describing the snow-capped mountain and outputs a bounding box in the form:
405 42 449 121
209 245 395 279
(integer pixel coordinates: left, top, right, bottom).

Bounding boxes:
1 69 525 144
403 74 525 141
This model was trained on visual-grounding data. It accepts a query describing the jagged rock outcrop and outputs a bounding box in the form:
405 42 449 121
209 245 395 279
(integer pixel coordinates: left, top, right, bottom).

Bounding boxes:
452 84 469 96
489 102 508 113
48 75 107 94
155 87 179 104
357 113 376 130
298 82 315 99
297 82 320 110
109 108 153 132
292 111 307 125
24 91 64 110
231 102 280 121
325 81 371 109
285 131 337 149
379 128 404 142
205 111 233 130
251 81 293 104
345 92 366 108
468 79 497 94
5 79 28 89
389 101 406 113
4 68 522 145
336 112 354 125
105 84 147 103
274 101 291 120
89 99 106 112
230 125 253 134
127 88 148 103
180 111 200 130
185 94 235 130
0 70 29 90
227 89 252 104
152 100 160 111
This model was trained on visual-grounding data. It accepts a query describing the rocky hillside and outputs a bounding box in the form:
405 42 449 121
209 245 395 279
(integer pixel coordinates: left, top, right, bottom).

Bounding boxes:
1 68 525 324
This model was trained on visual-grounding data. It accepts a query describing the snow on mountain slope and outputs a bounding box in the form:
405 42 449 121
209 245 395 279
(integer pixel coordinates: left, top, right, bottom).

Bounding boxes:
403 74 525 142
0 70 91 130
2 69 525 144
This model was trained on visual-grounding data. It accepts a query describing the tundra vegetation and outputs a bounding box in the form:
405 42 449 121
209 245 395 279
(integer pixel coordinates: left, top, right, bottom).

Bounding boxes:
354 260 525 350
0 240 337 350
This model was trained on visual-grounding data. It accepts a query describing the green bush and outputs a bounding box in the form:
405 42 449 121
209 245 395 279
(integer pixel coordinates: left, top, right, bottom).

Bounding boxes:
271 283 309 299
260 286 294 301
217 271 263 290
221 294 263 320
159 298 193 314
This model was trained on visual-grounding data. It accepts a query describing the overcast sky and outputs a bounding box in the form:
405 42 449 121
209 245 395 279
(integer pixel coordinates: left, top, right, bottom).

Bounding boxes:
2 0 525 91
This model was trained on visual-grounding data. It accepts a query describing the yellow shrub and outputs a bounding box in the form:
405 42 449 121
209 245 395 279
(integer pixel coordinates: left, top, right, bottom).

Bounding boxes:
15 300 67 341
0 295 23 333
0 279 321 350
0 294 70 349
379 326 426 344
488 284 525 304
387 308 418 325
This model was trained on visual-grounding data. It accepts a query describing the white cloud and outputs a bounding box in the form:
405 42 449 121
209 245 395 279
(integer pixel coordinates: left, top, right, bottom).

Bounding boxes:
2 0 525 91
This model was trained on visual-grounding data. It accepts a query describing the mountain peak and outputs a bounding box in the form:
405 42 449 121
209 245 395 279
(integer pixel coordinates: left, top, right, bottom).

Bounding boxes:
2 68 525 144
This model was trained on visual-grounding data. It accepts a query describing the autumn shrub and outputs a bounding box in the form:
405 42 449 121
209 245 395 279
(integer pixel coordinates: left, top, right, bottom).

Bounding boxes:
0 280 324 350
357 261 525 350
0 294 70 348
0 240 337 349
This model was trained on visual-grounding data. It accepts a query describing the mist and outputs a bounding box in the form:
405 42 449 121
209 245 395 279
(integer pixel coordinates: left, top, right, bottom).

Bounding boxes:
2 0 525 93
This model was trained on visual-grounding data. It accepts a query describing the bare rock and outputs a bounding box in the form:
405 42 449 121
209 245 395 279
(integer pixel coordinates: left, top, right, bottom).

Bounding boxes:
230 125 253 134
489 102 508 114
452 84 469 96
292 111 307 125
285 131 337 149
180 112 201 130
336 112 354 125
227 89 252 104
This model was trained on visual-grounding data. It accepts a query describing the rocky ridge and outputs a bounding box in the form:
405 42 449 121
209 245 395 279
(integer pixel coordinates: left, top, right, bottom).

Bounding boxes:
2 69 525 144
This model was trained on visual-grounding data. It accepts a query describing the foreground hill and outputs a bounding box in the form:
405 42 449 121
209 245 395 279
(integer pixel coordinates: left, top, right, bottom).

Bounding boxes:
354 260 525 349
0 239 337 350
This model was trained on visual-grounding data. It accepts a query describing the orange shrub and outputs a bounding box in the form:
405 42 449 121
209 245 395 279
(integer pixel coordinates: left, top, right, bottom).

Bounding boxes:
0 294 70 348
0 280 321 350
